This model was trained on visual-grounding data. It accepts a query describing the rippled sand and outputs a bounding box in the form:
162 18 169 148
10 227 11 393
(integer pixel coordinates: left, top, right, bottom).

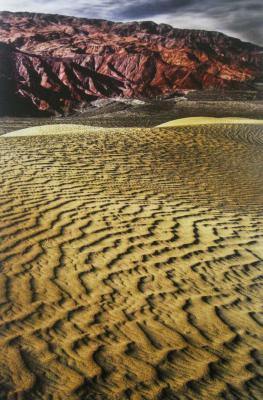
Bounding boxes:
0 124 263 399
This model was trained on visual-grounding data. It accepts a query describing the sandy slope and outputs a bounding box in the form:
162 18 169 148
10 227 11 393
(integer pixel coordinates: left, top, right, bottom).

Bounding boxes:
0 124 263 399
157 116 263 127
2 124 101 137
3 118 263 138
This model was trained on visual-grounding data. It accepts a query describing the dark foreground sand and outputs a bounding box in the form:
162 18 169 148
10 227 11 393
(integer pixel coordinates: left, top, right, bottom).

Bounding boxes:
0 123 263 399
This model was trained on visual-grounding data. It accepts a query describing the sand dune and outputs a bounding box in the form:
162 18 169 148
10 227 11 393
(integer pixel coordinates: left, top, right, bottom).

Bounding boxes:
157 116 263 127
0 124 263 399
2 124 101 137
3 118 263 138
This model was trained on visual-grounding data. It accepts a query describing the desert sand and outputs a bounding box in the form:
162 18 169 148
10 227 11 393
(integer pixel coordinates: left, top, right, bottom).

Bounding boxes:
2 124 102 137
157 116 263 127
0 123 263 399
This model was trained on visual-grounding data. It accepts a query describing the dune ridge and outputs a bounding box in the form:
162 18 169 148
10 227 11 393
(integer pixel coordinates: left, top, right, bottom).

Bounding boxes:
157 116 263 127
3 117 263 138
0 124 263 399
2 124 101 137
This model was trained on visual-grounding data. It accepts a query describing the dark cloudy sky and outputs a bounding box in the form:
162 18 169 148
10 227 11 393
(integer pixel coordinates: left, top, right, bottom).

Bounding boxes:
1 0 262 45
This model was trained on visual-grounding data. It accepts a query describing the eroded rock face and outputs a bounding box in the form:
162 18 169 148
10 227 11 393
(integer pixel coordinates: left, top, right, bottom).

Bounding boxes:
0 11 262 115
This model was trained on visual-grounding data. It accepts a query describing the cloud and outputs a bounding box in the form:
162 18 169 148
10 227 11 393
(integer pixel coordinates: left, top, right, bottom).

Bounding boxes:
114 0 263 45
0 0 262 45
0 0 109 17
108 0 193 20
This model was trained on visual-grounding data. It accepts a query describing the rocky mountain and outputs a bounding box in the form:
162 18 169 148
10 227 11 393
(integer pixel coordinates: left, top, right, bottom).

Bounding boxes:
0 11 263 116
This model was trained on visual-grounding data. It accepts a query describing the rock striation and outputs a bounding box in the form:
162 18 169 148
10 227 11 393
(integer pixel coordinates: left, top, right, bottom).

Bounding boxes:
0 11 262 115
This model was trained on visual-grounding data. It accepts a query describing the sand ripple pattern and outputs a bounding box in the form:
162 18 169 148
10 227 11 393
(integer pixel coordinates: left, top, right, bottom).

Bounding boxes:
0 124 263 399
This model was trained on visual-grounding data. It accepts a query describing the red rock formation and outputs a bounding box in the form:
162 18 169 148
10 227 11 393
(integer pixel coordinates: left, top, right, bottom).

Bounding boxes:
0 11 262 115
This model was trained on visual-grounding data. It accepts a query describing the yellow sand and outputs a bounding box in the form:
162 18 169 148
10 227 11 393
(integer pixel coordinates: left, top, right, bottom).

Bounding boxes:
156 116 263 127
3 117 263 137
0 123 263 399
2 124 101 137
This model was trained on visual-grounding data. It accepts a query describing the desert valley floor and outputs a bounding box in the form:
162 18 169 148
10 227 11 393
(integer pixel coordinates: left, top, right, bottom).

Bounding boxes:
0 124 263 399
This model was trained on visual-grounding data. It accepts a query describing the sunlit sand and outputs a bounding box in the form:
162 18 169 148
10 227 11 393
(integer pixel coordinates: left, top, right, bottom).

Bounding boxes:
157 116 263 127
0 123 263 399
3 118 263 138
2 124 101 137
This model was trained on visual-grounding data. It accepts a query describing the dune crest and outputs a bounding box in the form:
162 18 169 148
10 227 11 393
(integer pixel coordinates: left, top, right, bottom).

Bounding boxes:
2 124 101 137
157 116 263 127
3 118 263 137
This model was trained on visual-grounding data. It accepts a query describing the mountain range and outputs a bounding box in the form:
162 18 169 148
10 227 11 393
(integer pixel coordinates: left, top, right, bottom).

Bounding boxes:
0 11 262 116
